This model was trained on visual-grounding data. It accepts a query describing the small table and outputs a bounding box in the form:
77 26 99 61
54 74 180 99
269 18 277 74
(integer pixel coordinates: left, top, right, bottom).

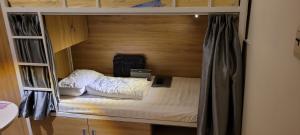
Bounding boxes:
0 101 18 131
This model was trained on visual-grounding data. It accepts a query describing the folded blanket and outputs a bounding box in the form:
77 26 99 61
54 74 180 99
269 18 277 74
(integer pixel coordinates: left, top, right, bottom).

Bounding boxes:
86 76 150 100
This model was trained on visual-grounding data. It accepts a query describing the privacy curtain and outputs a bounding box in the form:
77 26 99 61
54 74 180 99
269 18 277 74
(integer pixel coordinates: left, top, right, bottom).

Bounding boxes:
198 15 243 135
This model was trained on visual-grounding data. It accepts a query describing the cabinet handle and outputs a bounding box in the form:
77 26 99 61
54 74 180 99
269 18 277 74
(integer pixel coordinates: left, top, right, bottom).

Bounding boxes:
91 129 96 135
82 129 87 135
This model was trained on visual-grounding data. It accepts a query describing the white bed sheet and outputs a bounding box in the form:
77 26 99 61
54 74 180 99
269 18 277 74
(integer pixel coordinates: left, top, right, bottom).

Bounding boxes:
58 77 201 123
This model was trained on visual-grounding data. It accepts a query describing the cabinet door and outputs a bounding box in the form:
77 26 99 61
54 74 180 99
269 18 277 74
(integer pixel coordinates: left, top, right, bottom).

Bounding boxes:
31 117 88 135
88 120 151 135
45 15 88 53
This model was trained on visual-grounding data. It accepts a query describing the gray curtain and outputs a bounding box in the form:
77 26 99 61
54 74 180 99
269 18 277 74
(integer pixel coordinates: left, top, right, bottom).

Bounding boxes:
19 90 55 120
8 14 41 36
10 14 56 120
198 15 243 135
15 39 46 63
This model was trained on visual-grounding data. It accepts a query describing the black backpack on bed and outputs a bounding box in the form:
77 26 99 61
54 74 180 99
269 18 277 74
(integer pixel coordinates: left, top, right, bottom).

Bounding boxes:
113 54 146 77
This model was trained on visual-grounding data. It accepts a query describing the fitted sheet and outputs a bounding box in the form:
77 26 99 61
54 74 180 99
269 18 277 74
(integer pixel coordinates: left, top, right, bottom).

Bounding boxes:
58 77 201 123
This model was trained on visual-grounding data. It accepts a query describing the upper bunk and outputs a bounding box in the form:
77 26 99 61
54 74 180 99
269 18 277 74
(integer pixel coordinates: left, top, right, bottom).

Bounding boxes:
1 0 249 47
1 0 244 15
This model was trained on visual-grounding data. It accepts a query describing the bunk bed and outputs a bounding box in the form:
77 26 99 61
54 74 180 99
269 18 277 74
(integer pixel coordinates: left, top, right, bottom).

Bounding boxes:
0 0 249 135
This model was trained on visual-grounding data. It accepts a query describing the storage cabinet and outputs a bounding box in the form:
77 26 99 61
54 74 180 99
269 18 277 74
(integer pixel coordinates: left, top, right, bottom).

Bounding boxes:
88 120 152 135
31 117 152 135
45 15 88 53
31 117 88 135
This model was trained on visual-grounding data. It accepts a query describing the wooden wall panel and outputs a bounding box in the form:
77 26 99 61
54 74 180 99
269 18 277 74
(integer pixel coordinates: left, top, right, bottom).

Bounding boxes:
7 0 239 7
8 0 61 7
67 0 96 7
45 15 88 53
176 0 208 7
72 15 207 77
0 8 29 135
100 0 172 7
212 0 239 6
54 48 73 79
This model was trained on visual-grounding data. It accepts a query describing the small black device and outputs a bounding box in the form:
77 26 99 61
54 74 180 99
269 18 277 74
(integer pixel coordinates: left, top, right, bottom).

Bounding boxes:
152 76 172 88
130 69 152 81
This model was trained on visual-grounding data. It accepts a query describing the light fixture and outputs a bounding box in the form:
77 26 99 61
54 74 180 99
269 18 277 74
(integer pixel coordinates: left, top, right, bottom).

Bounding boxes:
194 14 199 18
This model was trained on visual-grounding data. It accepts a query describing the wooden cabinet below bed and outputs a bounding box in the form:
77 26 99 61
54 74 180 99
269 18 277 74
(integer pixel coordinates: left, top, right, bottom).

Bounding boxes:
88 120 152 135
31 117 88 135
31 116 196 135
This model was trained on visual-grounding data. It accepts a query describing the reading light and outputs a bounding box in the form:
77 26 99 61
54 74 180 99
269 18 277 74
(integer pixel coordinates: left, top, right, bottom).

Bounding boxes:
194 14 199 18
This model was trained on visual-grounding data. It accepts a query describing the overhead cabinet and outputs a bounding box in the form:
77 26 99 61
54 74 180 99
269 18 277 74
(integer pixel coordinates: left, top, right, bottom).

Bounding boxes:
45 15 88 53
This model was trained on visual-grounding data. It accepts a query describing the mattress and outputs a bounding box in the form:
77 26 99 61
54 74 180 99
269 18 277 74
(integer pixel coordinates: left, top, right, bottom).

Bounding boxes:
58 77 201 123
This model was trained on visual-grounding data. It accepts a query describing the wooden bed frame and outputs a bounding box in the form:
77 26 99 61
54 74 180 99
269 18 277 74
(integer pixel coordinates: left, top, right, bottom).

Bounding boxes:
0 0 249 134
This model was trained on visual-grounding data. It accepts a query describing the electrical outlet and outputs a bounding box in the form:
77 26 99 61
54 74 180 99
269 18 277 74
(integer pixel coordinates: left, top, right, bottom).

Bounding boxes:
294 25 300 59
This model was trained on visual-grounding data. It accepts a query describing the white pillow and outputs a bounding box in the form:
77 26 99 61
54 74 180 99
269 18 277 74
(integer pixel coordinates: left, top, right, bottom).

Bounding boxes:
58 69 104 89
59 87 85 96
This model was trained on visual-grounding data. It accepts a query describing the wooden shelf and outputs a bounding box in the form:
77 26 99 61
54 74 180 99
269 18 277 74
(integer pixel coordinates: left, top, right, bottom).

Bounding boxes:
18 62 48 66
23 87 53 92
12 36 43 39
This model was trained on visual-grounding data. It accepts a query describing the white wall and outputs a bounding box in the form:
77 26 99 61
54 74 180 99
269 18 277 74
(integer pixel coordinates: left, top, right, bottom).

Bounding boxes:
242 0 300 135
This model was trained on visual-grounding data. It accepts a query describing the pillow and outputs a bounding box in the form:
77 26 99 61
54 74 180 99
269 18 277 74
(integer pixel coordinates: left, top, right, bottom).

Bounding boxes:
58 69 104 89
59 87 85 97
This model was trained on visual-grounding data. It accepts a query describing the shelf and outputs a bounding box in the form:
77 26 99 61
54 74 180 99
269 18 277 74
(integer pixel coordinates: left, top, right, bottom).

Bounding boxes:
18 62 48 66
12 36 43 39
23 87 53 92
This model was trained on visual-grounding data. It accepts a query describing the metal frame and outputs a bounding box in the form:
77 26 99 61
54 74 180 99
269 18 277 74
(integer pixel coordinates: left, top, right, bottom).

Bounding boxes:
0 0 249 134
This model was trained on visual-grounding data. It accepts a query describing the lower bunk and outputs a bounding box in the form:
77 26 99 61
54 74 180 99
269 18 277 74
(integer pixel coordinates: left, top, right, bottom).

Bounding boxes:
32 71 200 135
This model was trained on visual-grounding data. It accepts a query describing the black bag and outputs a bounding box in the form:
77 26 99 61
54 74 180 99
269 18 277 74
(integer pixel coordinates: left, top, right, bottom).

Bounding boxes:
113 54 146 77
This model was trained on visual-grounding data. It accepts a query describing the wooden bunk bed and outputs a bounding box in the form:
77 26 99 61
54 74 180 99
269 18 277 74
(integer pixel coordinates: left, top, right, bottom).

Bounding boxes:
0 0 249 135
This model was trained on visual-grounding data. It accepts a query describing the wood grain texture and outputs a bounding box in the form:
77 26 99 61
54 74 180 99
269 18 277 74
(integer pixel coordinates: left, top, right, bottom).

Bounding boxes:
72 15 207 77
0 8 29 135
67 0 96 7
100 0 172 7
8 0 62 7
54 48 72 79
45 15 88 53
7 0 239 7
88 119 151 135
31 117 88 135
212 0 239 6
176 0 208 7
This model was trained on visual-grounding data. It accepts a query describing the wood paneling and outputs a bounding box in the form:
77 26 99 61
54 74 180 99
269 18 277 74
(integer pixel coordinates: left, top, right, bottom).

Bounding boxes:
72 15 207 77
8 0 62 7
100 0 172 7
176 0 208 7
31 117 88 135
0 8 29 135
54 48 73 79
212 0 239 6
88 119 151 135
67 0 97 7
7 0 239 7
45 15 88 53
